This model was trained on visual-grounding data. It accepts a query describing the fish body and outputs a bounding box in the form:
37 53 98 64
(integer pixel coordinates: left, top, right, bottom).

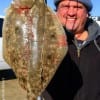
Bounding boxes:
3 0 68 99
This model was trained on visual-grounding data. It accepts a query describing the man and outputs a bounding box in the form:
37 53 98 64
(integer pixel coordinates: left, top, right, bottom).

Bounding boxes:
46 0 100 100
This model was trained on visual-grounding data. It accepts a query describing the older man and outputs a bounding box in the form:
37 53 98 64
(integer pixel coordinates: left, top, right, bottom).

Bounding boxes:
46 0 100 100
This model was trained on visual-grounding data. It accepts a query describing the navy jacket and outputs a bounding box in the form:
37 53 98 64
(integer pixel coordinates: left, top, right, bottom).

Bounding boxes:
46 18 100 100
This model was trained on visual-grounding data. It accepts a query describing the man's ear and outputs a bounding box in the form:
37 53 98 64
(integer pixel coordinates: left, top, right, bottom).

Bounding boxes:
87 13 89 17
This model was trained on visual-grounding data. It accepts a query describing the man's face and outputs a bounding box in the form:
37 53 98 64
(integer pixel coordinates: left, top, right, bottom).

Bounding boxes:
56 0 88 34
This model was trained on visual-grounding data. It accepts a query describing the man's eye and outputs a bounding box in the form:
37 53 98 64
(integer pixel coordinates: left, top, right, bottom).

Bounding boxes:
76 6 83 9
64 5 69 8
59 5 69 9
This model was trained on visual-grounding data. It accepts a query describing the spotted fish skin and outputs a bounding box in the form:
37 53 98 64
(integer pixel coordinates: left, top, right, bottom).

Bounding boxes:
3 0 68 99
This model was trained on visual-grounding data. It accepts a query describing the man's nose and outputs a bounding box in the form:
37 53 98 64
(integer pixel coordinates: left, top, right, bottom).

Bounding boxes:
67 7 77 16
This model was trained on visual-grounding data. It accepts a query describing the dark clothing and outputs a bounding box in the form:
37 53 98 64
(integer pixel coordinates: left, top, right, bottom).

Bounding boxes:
46 18 100 100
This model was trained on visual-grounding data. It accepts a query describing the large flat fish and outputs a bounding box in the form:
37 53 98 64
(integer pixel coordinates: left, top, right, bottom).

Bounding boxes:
2 0 68 99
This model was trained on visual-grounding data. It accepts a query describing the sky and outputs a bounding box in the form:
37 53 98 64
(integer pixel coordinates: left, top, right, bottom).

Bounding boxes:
0 0 100 17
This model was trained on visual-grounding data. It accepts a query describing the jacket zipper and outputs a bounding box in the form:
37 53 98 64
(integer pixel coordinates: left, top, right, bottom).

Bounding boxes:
77 47 81 58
